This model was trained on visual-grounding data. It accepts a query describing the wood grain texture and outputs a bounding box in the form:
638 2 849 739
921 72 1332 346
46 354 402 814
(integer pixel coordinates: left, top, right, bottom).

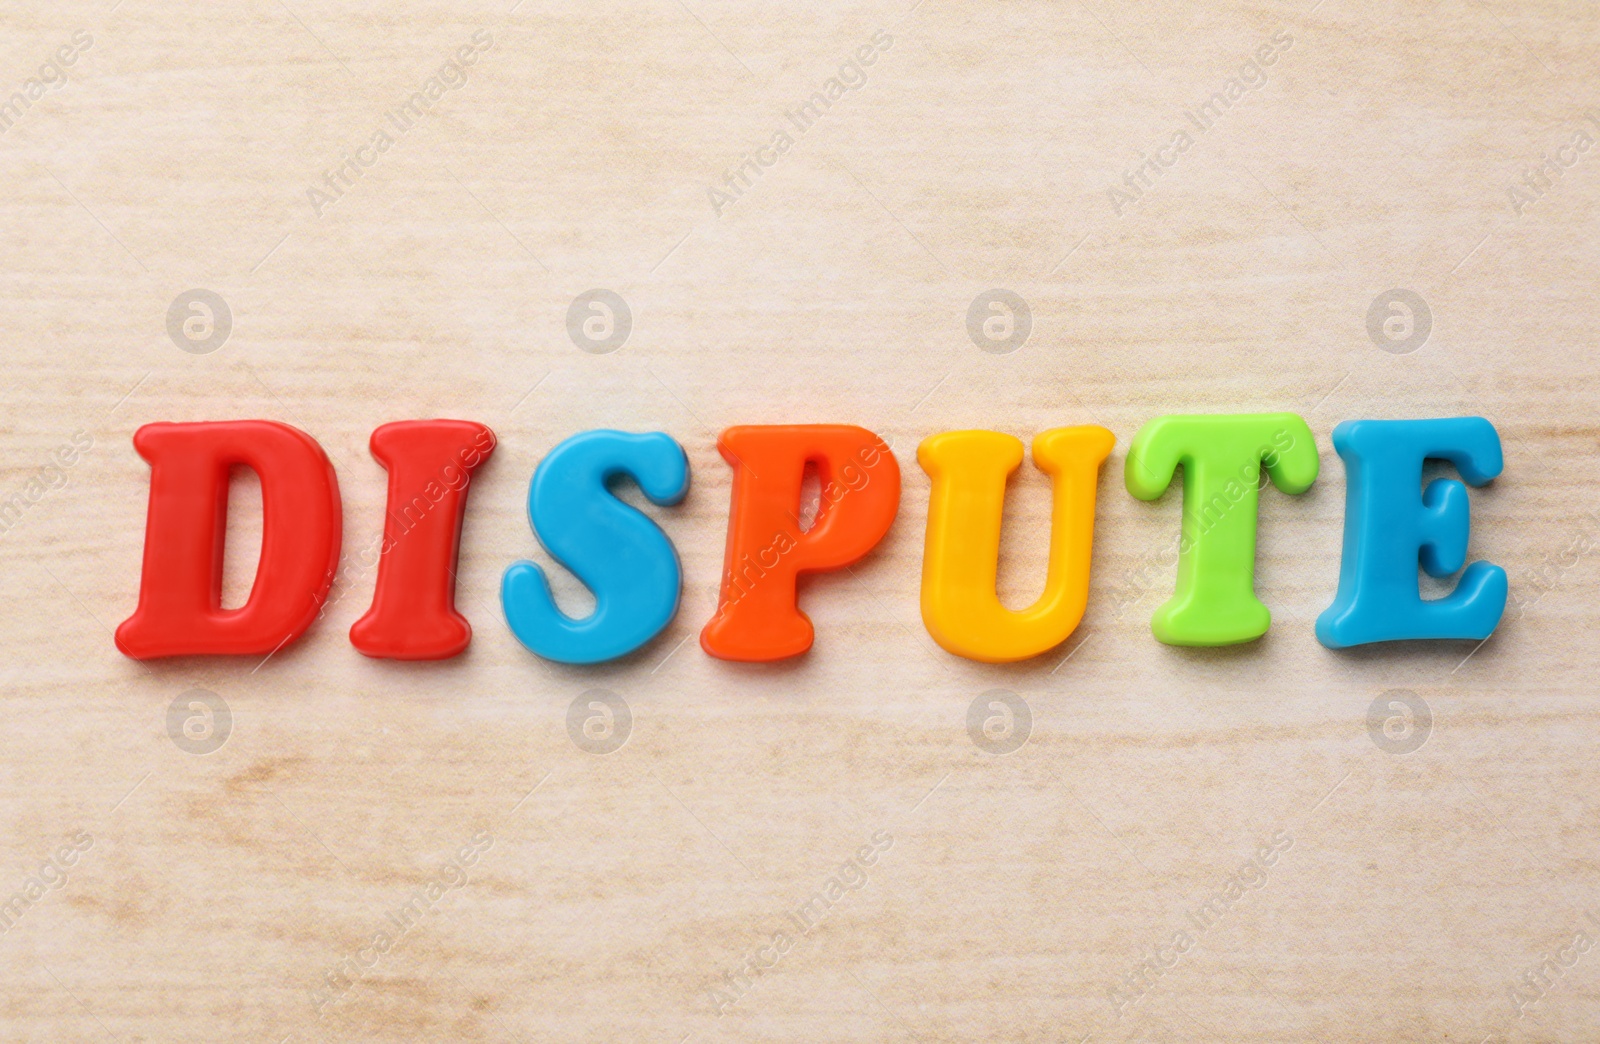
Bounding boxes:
0 0 1597 1040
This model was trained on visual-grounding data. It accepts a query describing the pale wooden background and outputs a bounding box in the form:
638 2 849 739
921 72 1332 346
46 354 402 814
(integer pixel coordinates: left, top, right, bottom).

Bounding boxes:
1 0 1597 1041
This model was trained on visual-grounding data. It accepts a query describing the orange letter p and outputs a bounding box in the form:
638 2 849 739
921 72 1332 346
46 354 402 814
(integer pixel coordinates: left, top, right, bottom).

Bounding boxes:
700 425 901 661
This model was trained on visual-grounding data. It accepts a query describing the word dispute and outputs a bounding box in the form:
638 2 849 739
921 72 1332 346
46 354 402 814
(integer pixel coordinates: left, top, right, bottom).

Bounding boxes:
114 413 1509 665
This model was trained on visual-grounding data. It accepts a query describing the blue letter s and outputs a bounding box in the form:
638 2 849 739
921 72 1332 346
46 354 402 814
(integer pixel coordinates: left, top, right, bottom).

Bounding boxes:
503 430 689 663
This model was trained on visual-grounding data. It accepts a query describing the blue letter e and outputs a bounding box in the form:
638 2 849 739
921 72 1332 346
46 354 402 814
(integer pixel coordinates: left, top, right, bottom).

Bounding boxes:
1316 417 1507 649
503 430 689 664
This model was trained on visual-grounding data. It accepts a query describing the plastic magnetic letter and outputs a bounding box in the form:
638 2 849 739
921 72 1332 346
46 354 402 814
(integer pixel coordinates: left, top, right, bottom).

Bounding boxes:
1316 417 1506 648
115 420 342 659
502 430 689 664
349 420 497 660
918 426 1114 662
1124 413 1319 646
701 425 901 661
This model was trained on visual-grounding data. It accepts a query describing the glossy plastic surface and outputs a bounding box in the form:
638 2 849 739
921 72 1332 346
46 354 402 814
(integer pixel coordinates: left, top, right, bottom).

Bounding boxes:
1125 413 1319 646
115 420 342 659
918 426 1114 662
503 429 689 664
1316 417 1506 648
350 420 496 660
700 425 900 662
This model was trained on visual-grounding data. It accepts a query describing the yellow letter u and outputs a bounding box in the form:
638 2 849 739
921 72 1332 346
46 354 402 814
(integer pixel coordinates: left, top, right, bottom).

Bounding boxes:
917 426 1114 662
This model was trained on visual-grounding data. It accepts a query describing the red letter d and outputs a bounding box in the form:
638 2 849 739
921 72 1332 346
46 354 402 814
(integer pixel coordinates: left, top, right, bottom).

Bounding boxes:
116 420 342 659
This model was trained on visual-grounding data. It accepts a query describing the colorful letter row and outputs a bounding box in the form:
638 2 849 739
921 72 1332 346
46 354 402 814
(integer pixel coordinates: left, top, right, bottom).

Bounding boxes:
114 414 1508 664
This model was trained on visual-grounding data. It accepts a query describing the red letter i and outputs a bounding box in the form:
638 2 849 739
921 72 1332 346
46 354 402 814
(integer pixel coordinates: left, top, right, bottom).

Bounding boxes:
350 420 496 660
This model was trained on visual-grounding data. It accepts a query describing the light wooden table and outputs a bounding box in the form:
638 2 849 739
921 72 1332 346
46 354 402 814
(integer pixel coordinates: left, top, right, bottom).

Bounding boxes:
1 0 1597 1040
